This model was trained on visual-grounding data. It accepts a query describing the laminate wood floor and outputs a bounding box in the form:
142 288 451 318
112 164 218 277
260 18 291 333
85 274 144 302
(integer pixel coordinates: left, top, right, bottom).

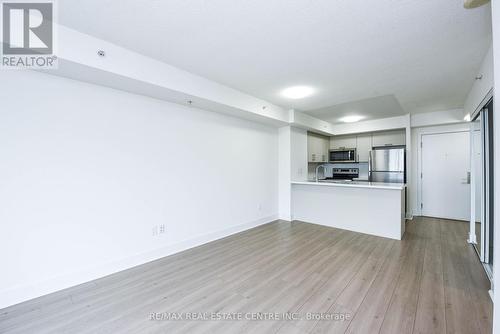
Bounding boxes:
0 217 493 334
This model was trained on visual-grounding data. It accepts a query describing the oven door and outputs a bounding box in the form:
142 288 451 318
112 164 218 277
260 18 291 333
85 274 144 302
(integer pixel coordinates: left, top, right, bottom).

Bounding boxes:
329 149 356 162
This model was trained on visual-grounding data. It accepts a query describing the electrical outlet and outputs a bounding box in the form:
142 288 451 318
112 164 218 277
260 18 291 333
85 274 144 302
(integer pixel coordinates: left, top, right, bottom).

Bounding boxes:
159 224 166 234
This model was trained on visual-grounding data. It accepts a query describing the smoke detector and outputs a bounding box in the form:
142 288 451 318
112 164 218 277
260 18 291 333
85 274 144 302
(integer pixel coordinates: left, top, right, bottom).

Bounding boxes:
464 0 490 9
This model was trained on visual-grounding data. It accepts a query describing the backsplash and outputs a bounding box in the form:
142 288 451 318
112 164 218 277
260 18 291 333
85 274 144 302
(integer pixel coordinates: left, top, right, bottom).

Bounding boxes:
308 162 369 180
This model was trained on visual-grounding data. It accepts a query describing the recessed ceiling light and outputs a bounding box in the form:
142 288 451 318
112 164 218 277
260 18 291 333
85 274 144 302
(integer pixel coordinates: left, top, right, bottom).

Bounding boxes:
340 115 364 123
281 86 314 99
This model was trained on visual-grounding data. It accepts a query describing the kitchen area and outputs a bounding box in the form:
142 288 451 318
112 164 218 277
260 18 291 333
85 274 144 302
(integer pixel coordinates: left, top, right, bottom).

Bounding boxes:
291 129 407 240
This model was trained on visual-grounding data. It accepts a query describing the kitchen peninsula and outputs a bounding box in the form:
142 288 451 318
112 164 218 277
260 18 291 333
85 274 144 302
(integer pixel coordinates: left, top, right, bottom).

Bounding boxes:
291 180 406 240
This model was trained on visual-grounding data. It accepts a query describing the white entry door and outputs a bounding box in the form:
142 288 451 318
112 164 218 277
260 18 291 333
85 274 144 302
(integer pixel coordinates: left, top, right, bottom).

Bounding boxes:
421 131 470 221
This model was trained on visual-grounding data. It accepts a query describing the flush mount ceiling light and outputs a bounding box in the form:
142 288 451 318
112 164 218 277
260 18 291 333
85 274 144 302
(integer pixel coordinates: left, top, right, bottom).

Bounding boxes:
281 86 314 99
339 115 364 123
464 0 490 9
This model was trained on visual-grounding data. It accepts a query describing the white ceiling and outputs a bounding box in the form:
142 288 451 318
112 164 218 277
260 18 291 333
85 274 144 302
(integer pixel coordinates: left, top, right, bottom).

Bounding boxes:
58 0 492 122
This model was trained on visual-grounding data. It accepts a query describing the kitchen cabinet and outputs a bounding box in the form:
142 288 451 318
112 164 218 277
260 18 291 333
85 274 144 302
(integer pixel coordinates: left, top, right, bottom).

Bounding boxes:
326 130 405 163
330 135 356 150
371 130 405 147
307 132 329 162
356 134 372 162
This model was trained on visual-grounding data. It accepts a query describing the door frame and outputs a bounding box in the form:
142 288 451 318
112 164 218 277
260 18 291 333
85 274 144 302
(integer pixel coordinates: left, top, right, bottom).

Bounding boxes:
416 127 471 218
480 98 494 268
470 115 483 255
470 90 493 256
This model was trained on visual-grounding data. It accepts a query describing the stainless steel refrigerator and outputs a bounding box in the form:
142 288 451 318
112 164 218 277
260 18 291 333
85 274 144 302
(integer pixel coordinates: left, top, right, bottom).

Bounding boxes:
368 146 406 183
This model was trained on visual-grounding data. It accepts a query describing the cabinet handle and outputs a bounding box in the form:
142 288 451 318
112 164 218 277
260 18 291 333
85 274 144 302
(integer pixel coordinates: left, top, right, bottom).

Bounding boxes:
385 143 392 146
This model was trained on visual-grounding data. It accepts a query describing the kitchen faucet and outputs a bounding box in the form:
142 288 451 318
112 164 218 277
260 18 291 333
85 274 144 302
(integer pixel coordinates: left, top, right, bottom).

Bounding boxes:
315 164 327 182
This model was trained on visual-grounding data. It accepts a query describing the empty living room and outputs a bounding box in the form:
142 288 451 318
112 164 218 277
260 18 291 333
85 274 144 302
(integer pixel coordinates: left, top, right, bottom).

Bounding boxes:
1 1 500 333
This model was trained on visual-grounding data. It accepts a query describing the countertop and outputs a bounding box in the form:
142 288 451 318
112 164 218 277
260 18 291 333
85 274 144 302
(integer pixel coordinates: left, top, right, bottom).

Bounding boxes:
291 180 406 190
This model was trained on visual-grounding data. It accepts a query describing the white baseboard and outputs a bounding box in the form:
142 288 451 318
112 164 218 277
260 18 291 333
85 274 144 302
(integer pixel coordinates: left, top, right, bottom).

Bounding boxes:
278 213 291 221
0 214 278 309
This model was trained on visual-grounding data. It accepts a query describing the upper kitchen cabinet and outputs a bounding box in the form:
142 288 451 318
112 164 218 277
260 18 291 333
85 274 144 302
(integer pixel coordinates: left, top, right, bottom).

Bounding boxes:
371 130 405 147
330 135 356 150
307 132 329 163
356 134 372 162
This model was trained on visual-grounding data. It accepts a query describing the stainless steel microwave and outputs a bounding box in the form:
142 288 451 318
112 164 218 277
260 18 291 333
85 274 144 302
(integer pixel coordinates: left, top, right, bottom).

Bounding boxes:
329 148 357 163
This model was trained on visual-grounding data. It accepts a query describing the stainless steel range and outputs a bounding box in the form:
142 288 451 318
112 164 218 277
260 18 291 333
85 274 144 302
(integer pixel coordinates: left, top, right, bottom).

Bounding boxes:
330 168 359 180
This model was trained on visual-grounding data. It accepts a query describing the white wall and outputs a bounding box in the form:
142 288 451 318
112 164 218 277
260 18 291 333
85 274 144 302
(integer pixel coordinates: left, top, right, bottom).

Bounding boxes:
290 127 308 182
410 109 465 127
0 70 279 308
278 126 292 220
278 126 308 221
410 123 471 217
464 43 494 117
